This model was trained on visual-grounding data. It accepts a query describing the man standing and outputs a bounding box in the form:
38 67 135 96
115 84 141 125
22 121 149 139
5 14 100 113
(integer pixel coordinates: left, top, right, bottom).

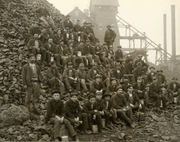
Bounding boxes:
104 25 116 48
22 54 43 114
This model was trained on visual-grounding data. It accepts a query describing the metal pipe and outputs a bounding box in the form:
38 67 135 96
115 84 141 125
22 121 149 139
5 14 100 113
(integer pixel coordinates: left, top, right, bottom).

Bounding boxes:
171 5 176 60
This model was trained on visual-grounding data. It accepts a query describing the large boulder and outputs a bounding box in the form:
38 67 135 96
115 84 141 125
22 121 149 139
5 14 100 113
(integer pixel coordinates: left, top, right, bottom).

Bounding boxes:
0 104 30 127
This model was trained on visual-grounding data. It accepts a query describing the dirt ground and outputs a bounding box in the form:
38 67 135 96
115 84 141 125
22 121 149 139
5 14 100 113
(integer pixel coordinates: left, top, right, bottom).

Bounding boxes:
0 105 180 142
79 105 180 142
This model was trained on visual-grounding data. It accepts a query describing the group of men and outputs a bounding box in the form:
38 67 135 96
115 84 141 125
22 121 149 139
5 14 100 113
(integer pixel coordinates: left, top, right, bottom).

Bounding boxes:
22 16 180 141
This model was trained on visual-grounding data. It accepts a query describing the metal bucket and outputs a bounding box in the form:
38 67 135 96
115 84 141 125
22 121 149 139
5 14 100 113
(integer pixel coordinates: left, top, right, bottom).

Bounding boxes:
92 125 98 133
174 97 177 104
101 119 105 128
61 136 69 142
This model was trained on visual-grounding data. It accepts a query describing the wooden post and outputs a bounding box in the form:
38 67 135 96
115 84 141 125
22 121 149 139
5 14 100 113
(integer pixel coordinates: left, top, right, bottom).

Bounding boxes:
163 14 167 63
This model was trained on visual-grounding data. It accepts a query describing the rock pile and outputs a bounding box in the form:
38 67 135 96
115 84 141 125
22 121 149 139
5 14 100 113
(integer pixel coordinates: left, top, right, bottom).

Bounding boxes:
0 104 30 127
0 0 63 105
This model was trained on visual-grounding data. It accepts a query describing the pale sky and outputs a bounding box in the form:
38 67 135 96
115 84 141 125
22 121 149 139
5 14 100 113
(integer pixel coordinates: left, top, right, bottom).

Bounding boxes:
47 0 180 62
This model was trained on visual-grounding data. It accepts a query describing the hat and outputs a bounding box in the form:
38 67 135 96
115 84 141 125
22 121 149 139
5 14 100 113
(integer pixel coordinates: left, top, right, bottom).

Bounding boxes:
79 63 84 67
83 21 88 24
95 74 102 79
127 84 133 89
117 85 123 90
28 53 35 59
107 25 111 28
67 62 73 66
103 92 111 99
111 77 117 81
172 77 178 81
52 90 61 95
70 92 79 97
88 93 95 99
149 66 155 69
96 90 103 94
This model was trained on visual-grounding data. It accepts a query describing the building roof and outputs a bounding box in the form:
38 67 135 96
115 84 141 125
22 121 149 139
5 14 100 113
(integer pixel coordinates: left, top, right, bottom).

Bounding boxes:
68 7 94 24
90 0 119 7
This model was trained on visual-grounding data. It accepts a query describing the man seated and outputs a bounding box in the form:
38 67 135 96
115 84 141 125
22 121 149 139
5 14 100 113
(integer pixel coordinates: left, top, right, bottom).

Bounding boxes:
126 85 140 111
45 91 78 141
83 94 103 133
65 92 88 134
87 63 99 85
149 77 161 107
101 92 117 129
90 74 104 93
111 85 135 128
159 85 169 109
168 77 180 104
108 78 119 95
133 76 147 111
77 63 88 92
63 62 80 92
147 66 156 83
27 33 42 57
46 62 65 95
0 94 9 107
156 70 166 85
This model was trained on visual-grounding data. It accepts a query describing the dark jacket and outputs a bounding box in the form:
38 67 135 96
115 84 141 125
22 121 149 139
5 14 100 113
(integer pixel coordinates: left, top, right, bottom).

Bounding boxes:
65 99 81 119
149 82 161 99
45 99 64 122
83 100 102 114
104 29 116 43
22 63 42 86
125 92 140 106
147 72 156 83
115 49 123 61
110 93 128 109
90 81 104 93
101 99 113 111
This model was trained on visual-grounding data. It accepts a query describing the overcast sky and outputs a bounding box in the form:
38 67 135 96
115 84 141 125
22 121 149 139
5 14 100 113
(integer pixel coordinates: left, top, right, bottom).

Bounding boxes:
47 0 180 60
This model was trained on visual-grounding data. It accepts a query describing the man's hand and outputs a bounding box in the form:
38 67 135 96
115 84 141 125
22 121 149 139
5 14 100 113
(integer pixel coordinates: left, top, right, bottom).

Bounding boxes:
55 116 64 123
100 111 104 115
74 117 79 122
24 85 27 89
130 104 134 108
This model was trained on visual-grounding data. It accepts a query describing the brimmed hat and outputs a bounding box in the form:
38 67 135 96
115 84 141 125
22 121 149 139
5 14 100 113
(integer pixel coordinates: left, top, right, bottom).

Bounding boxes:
52 90 61 95
70 92 79 97
117 85 123 90
95 74 102 79
149 66 155 69
172 77 178 81
107 25 111 28
67 62 73 66
96 90 103 94
88 93 95 99
103 92 111 99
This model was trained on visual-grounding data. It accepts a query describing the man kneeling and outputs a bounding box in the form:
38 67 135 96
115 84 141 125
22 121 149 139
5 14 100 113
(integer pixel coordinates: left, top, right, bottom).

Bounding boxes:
45 91 78 141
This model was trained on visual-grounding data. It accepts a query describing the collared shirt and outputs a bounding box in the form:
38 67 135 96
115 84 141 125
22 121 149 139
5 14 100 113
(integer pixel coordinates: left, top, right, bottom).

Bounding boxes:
29 63 38 80
106 101 109 109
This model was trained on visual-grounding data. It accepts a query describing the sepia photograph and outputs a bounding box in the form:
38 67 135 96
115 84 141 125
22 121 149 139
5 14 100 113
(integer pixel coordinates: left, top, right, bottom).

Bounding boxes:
0 0 180 141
